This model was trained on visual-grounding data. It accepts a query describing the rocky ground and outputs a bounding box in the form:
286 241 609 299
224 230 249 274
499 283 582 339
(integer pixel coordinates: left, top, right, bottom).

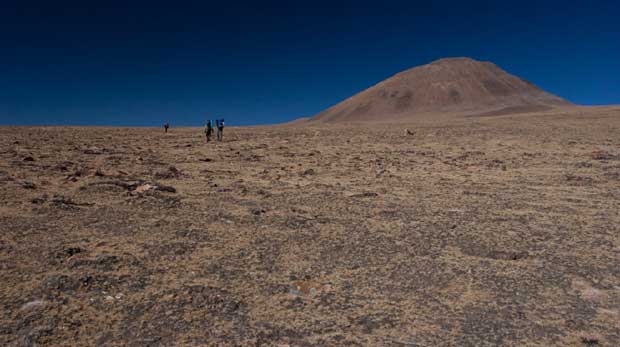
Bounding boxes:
1 107 619 346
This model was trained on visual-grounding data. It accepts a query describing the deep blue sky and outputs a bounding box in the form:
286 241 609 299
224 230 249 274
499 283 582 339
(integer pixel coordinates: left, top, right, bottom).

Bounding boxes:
1 1 619 126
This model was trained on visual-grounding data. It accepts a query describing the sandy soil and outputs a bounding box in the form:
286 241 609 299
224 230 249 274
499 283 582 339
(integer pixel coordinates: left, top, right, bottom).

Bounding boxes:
1 107 619 346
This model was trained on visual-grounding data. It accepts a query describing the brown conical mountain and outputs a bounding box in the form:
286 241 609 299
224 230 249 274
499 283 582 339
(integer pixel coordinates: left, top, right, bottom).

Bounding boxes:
312 57 572 122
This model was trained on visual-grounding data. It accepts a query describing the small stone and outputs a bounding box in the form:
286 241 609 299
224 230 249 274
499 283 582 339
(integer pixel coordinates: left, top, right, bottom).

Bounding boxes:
591 149 612 160
581 336 599 346
301 168 315 176
31 196 47 204
21 181 37 189
251 208 266 215
134 184 154 194
20 300 45 311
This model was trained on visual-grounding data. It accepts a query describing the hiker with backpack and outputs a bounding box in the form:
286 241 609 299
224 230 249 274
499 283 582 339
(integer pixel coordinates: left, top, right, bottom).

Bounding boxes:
216 118 224 142
204 120 213 142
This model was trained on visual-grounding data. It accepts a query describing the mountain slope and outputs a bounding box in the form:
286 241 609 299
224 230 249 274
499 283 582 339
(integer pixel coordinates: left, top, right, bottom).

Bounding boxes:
312 57 572 122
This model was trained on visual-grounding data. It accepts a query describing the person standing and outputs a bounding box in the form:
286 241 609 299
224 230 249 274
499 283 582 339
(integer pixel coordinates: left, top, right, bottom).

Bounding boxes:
164 122 170 133
204 120 213 142
216 119 225 142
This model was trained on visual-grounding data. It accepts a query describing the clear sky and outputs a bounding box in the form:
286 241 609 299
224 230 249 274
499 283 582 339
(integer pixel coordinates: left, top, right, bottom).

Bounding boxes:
1 0 619 126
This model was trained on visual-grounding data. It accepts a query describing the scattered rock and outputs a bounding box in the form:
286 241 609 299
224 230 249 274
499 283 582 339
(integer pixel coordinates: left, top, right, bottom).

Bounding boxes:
576 161 593 168
134 184 155 194
290 281 316 297
489 250 528 261
565 174 593 185
65 247 84 257
83 147 104 155
94 168 106 177
300 168 315 176
81 180 142 191
289 279 331 298
462 246 528 261
591 149 613 160
154 166 187 179
55 161 73 171
20 299 46 311
581 336 599 346
155 184 176 193
21 181 36 189
66 166 90 181
350 192 379 198
81 275 93 287
175 230 192 238
251 208 266 216
82 180 176 194
22 155 35 162
31 195 48 204
95 254 120 270
51 195 92 209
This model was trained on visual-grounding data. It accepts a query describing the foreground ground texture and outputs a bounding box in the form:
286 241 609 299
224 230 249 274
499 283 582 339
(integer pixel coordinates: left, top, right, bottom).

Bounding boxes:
1 107 619 346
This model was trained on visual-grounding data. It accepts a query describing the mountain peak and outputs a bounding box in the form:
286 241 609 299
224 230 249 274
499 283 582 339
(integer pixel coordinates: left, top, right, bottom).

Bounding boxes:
431 57 477 64
312 58 572 122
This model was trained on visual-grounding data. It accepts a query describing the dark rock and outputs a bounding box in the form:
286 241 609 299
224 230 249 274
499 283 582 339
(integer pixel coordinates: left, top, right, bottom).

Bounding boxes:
95 254 120 271
350 192 379 198
301 168 316 176
581 336 599 346
155 185 177 193
154 166 185 179
31 195 47 204
251 208 266 215
591 150 613 160
175 230 192 238
576 161 593 168
21 181 37 189
65 247 84 257
55 161 73 171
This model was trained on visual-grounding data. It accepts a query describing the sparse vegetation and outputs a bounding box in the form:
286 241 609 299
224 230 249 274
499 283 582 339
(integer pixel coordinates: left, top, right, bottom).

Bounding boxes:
1 106 619 346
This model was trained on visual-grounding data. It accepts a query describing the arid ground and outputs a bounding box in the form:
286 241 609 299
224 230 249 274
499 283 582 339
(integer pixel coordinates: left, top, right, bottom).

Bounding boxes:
1 106 619 346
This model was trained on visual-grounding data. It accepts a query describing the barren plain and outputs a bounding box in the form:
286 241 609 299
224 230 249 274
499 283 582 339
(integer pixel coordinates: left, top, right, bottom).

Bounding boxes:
1 107 620 346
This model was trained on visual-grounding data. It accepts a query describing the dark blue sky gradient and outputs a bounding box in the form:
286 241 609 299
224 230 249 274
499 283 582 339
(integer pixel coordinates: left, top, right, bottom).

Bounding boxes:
1 1 619 126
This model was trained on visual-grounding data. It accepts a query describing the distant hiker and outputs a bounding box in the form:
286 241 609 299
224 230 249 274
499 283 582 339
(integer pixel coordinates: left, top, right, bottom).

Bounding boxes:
164 122 170 133
204 120 213 142
216 118 225 142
